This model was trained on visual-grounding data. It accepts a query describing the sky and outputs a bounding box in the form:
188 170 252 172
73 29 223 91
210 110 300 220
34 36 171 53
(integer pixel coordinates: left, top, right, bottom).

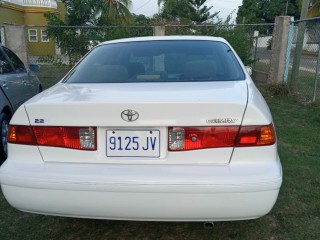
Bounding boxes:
131 0 243 21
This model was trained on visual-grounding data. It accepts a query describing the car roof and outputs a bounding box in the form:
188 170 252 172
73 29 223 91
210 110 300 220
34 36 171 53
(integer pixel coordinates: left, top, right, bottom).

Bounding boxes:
99 36 228 46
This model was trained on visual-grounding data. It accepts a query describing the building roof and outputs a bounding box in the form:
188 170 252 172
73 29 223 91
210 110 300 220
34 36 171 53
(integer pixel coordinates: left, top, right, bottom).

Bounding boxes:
2 0 58 9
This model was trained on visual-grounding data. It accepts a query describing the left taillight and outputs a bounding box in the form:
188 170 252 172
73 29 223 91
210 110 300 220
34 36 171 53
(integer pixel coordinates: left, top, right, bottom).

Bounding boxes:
7 125 37 145
8 125 97 151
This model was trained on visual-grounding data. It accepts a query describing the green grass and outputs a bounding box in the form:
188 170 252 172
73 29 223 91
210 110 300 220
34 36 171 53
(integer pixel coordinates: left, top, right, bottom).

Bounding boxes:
252 61 320 103
1 74 320 240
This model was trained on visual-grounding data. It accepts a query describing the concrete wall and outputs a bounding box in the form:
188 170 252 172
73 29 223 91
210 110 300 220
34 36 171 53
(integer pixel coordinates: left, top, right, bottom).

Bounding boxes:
3 24 29 66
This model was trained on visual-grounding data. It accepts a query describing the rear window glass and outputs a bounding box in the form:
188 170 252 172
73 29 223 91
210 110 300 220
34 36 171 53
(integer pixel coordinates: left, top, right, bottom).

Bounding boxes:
65 40 245 83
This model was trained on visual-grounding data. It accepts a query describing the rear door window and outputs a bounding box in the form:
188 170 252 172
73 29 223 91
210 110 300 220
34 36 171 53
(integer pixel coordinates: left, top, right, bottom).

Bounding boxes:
0 50 14 74
3 47 26 73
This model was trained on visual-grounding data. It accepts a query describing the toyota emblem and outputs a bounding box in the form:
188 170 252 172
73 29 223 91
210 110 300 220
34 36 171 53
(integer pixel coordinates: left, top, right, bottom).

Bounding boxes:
121 109 139 122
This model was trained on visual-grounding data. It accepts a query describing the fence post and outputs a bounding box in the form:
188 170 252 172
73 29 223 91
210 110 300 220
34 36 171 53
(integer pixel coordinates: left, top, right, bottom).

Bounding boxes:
268 16 291 83
252 31 259 70
154 26 165 36
313 45 320 102
290 0 311 88
284 17 295 83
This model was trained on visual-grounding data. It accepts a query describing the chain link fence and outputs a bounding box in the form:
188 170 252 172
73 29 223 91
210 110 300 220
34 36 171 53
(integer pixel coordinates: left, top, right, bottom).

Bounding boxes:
23 24 275 90
288 18 320 103
165 24 274 71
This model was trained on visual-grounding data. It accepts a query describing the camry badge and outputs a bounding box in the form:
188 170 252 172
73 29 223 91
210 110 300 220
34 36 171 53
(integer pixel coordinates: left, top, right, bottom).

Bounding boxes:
206 118 238 124
121 109 139 122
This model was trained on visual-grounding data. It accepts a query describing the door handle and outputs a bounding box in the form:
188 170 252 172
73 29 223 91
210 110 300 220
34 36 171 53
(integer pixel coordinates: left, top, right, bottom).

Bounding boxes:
2 83 8 89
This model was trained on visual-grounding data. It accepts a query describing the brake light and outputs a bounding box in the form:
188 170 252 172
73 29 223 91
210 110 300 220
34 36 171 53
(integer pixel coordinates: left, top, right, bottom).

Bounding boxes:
8 125 97 151
169 126 239 151
168 124 276 151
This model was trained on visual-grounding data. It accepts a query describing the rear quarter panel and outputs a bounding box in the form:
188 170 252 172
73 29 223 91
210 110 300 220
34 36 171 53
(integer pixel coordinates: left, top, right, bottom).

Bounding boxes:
242 81 273 125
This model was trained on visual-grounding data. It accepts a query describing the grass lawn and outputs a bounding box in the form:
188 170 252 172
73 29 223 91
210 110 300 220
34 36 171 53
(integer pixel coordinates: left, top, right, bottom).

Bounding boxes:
0 71 320 239
253 61 320 103
37 65 72 90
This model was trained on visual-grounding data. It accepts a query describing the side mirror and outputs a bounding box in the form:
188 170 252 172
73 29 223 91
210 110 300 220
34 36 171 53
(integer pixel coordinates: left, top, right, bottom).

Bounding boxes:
245 66 252 76
29 64 40 72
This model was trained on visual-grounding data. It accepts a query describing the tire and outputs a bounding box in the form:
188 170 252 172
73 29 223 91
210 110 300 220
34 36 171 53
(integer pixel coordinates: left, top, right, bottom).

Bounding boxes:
0 112 10 165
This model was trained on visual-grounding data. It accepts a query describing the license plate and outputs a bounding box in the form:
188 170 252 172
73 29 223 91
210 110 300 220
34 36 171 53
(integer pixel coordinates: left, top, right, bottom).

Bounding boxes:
106 130 160 158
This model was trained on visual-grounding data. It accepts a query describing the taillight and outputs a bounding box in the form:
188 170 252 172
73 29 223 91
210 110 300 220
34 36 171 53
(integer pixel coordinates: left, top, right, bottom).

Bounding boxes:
8 125 97 151
7 125 37 145
169 126 239 151
168 124 276 151
235 124 275 147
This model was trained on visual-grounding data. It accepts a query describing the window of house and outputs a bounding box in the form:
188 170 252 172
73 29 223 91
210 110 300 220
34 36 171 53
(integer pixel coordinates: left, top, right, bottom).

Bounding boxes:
28 29 38 42
41 29 49 42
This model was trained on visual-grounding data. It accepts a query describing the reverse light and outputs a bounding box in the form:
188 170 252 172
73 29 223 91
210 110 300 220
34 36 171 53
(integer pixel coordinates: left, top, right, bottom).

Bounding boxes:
8 125 97 151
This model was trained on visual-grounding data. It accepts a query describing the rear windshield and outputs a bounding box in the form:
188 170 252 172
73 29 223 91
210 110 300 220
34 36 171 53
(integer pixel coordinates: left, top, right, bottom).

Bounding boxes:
65 40 245 83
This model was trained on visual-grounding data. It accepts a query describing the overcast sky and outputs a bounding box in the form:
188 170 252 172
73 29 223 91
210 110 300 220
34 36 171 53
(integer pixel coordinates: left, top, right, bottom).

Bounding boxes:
131 0 243 21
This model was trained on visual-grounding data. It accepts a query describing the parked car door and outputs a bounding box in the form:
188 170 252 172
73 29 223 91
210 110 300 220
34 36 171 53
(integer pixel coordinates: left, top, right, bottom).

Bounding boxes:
2 47 37 104
0 48 24 111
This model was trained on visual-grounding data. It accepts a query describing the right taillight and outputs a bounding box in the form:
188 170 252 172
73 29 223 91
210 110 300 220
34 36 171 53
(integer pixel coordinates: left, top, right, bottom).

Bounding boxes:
169 126 239 151
168 124 276 151
235 124 276 147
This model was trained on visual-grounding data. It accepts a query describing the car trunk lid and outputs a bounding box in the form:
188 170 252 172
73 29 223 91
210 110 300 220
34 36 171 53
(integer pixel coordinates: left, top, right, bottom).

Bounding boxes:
24 81 248 164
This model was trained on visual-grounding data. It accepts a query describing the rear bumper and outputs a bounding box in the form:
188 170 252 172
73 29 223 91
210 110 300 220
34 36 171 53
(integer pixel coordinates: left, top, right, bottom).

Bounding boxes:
0 159 282 221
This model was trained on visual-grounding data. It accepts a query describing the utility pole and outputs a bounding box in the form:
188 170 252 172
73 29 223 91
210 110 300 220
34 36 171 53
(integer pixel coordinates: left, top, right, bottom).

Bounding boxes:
290 0 310 88
285 0 289 15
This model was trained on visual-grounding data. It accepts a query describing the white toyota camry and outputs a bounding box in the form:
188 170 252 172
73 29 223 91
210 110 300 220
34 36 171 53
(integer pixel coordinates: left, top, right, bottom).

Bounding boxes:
0 36 282 222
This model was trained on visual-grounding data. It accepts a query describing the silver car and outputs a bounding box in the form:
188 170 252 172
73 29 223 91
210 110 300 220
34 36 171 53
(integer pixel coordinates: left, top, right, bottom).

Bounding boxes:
0 44 41 163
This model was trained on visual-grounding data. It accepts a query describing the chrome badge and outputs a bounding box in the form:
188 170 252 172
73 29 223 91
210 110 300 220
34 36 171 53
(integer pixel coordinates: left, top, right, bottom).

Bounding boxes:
206 118 238 124
121 109 139 122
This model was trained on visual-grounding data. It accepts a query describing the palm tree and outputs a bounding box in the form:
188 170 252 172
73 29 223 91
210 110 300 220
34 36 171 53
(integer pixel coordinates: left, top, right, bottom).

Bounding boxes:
103 0 132 24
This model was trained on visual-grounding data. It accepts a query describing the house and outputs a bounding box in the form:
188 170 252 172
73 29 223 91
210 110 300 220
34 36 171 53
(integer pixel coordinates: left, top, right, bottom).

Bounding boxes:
0 0 66 56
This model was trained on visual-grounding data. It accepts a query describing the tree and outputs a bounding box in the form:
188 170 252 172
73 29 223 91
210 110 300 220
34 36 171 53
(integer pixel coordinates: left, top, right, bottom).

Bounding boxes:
99 0 132 25
161 0 193 22
160 0 218 24
189 0 219 24
308 0 320 17
62 0 106 25
236 0 301 24
44 0 132 65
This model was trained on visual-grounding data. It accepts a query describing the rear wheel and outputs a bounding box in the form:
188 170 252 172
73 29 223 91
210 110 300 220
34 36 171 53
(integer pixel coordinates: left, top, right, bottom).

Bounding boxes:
0 112 10 164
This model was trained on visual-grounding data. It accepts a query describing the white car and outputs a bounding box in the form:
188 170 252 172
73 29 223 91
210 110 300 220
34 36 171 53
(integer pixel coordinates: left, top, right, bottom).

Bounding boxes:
0 36 282 222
